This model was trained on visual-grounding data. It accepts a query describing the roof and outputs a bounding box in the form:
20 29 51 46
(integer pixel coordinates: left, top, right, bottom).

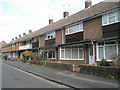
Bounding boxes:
0 41 7 48
4 1 120 46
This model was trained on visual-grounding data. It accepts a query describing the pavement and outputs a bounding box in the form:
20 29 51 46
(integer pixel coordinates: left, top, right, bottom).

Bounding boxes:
2 60 119 89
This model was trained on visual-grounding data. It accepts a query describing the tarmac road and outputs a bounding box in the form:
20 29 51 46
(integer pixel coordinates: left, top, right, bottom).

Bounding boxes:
2 63 69 88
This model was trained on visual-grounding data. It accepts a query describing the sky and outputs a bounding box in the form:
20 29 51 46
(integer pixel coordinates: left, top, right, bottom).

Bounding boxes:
0 0 104 43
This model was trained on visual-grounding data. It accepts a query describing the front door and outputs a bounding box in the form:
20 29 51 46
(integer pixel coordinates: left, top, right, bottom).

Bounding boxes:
89 44 94 64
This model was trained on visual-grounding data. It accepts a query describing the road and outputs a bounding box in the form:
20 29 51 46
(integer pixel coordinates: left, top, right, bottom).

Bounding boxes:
2 63 69 88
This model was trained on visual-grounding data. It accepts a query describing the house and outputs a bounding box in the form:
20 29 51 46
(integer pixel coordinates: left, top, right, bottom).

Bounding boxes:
0 41 7 55
0 1 120 65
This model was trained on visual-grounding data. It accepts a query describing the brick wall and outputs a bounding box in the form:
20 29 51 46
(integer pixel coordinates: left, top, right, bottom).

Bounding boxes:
79 65 119 79
59 60 85 65
40 35 45 47
83 16 102 40
84 44 89 64
55 30 62 45
46 62 73 71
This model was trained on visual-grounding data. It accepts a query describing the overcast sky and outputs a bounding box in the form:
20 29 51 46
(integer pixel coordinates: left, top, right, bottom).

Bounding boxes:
0 0 104 43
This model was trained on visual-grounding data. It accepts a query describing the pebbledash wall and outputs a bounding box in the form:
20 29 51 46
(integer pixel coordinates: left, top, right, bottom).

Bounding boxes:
0 1 120 65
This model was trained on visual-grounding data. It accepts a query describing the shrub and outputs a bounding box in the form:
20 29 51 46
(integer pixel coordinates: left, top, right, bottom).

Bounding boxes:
100 59 109 66
22 51 32 62
31 52 46 66
0 55 4 59
111 53 120 66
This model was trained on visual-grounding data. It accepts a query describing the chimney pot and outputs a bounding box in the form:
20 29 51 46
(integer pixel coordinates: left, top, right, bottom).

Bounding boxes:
23 33 26 36
12 38 14 41
15 37 17 39
49 19 53 25
29 30 32 33
63 11 69 18
19 35 21 38
85 0 92 9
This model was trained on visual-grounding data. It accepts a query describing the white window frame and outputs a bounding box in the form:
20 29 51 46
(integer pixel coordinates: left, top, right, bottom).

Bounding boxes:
102 10 119 26
97 41 119 61
60 46 84 60
46 50 56 59
65 23 83 35
45 32 56 40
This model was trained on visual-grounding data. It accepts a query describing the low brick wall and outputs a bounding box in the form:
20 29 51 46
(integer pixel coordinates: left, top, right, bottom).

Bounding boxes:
79 65 120 79
46 62 73 71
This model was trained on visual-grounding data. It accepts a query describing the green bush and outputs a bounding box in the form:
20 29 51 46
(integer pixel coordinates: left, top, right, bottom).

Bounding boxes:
32 52 46 66
22 51 32 62
0 55 4 59
100 59 109 66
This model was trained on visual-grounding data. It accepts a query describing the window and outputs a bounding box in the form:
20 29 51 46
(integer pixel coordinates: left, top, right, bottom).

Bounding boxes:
108 12 116 24
105 45 116 60
98 47 104 60
44 50 56 59
102 10 119 26
61 47 65 58
119 41 120 53
116 9 120 22
65 23 83 35
60 46 84 60
97 41 119 61
72 46 78 59
32 37 39 42
45 32 55 40
102 15 108 25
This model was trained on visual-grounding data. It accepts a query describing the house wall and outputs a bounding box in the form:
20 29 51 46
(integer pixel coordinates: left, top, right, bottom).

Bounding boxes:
55 30 62 45
83 16 102 40
40 35 45 47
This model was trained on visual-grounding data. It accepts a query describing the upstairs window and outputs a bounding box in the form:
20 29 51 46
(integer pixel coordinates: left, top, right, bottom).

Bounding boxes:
65 23 83 35
108 12 116 24
102 10 119 26
32 37 39 43
45 32 55 40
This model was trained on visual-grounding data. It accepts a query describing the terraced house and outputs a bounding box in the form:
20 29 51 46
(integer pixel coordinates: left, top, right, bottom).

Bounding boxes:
0 1 120 65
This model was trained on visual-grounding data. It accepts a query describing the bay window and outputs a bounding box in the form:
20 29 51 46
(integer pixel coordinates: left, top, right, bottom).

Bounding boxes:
97 41 119 61
60 46 84 60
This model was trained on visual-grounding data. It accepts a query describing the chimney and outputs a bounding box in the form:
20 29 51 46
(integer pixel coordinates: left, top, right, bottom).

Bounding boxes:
63 11 69 18
23 33 26 36
85 0 92 9
15 37 17 39
49 19 53 25
12 38 14 41
19 35 21 38
29 30 32 33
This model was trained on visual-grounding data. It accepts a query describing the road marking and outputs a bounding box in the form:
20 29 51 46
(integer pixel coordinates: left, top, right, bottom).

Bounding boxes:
2 63 69 88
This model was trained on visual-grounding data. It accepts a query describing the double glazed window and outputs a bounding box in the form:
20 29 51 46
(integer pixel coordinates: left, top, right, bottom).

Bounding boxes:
45 32 55 40
102 10 120 26
60 46 84 60
97 41 119 61
32 37 39 42
44 50 56 59
65 23 83 35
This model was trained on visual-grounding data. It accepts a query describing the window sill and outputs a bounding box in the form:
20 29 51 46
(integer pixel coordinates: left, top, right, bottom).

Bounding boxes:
60 59 84 61
102 21 120 26
66 30 83 35
97 59 112 62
